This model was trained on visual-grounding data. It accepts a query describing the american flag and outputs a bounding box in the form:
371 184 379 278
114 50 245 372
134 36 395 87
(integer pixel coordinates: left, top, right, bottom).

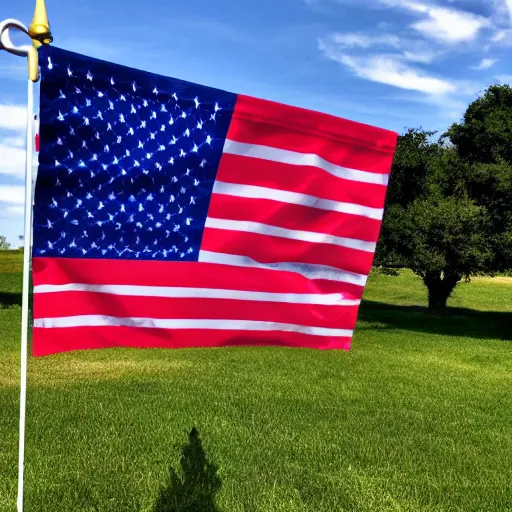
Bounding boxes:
32 46 397 357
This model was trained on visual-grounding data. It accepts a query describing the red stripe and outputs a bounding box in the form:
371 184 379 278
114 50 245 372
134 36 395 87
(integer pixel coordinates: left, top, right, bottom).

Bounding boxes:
34 293 359 329
207 194 382 243
229 94 397 175
216 153 388 209
33 327 352 357
201 228 374 276
33 257 364 299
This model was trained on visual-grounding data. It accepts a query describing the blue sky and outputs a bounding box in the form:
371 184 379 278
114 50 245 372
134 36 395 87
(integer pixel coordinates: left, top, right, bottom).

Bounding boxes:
1 0 512 245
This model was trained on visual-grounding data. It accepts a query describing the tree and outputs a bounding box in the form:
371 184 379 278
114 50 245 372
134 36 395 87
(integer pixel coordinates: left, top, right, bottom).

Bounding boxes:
384 127 438 207
0 236 10 250
376 131 494 311
384 196 492 310
445 84 512 165
445 84 512 271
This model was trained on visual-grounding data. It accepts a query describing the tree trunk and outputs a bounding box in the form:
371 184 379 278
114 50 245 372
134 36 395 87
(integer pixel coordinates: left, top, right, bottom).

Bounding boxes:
423 271 460 312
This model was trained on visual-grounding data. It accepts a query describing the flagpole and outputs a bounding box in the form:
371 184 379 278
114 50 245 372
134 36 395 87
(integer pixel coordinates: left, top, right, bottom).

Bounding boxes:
0 4 52 511
17 72 34 512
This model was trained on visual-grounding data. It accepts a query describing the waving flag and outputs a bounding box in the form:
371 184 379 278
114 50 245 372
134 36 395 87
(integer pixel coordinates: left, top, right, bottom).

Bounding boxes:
32 46 397 357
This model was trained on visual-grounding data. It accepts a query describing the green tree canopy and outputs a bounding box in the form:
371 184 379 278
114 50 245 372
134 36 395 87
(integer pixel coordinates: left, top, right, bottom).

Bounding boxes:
376 131 495 310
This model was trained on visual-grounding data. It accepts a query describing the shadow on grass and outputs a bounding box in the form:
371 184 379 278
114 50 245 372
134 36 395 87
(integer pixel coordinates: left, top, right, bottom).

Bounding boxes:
153 428 222 512
359 300 512 341
0 291 22 308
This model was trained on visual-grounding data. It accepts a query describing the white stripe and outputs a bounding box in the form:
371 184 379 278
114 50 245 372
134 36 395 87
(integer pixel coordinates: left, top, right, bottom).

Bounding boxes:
213 181 383 220
198 251 367 287
223 139 389 186
205 218 376 253
33 283 360 306
33 315 353 337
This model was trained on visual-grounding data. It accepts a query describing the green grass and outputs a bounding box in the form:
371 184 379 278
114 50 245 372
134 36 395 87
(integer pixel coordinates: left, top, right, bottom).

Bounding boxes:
1 252 511 511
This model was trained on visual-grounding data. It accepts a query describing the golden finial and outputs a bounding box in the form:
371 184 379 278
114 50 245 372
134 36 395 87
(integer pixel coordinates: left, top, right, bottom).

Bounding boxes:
28 0 53 48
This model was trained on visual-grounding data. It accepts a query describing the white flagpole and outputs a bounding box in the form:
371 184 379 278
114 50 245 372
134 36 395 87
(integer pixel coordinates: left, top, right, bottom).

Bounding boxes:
1 9 51 510
17 75 34 512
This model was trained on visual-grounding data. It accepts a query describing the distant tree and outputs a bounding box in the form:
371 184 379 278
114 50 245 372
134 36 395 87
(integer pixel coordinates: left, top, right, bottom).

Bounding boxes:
0 236 10 250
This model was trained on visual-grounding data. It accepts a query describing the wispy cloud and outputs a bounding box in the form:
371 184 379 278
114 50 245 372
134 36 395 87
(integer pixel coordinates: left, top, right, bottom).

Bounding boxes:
0 185 24 205
495 74 512 84
401 50 436 63
471 58 498 70
0 144 25 179
0 104 26 131
319 32 437 63
379 0 490 43
326 33 401 49
320 44 456 94
0 64 28 80
2 135 25 148
318 33 454 95
505 0 512 21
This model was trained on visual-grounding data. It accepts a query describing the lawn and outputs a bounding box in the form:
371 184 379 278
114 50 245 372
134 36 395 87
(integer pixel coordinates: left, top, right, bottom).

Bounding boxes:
1 251 511 511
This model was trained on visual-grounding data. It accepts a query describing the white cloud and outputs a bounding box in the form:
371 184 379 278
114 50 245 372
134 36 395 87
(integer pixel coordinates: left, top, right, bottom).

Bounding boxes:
402 50 436 63
320 45 456 94
0 144 26 179
319 32 437 64
328 32 401 48
0 104 26 131
495 74 512 84
505 0 512 21
379 0 490 44
5 205 24 215
471 58 498 70
3 136 25 148
0 185 25 205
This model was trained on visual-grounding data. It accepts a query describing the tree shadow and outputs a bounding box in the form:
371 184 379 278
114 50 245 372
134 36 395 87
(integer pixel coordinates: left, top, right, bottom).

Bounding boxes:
153 428 222 512
359 300 512 341
0 292 22 308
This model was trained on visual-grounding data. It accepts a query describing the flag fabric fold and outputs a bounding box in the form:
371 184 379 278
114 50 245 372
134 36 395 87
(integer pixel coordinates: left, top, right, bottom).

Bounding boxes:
32 45 398 357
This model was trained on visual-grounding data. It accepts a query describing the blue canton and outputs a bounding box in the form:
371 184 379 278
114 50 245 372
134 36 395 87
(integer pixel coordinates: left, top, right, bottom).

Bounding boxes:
34 46 236 261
